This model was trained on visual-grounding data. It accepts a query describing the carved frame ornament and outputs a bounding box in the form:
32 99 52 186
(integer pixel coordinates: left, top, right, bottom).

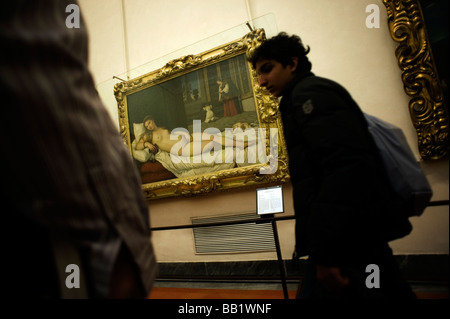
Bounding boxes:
383 0 449 160
114 29 290 200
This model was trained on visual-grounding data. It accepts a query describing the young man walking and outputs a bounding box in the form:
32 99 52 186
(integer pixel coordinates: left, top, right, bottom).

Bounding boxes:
250 32 415 299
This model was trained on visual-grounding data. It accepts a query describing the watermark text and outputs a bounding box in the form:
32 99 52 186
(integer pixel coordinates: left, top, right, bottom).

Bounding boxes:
65 4 80 28
366 4 380 29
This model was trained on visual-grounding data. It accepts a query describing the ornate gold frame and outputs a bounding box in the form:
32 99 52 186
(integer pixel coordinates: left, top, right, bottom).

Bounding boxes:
383 0 449 160
114 29 289 200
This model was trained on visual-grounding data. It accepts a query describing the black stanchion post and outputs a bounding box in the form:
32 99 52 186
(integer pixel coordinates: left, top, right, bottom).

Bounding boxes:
263 214 289 299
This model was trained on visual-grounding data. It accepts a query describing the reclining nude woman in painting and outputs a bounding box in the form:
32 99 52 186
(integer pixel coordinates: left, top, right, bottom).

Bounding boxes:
135 116 253 157
131 116 271 180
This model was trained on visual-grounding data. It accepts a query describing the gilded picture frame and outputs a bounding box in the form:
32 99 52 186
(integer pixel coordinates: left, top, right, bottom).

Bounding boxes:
114 29 289 200
383 0 449 160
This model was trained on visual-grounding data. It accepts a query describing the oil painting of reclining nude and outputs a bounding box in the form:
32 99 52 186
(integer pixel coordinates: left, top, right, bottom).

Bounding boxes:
114 29 289 200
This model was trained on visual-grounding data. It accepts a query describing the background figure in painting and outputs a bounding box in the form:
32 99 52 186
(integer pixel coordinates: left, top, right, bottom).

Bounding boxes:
217 79 239 117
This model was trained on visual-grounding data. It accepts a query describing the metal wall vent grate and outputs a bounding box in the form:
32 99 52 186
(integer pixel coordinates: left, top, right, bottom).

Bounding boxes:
191 213 275 254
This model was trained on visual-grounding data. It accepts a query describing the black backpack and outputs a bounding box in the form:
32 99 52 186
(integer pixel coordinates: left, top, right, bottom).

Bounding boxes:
364 113 433 217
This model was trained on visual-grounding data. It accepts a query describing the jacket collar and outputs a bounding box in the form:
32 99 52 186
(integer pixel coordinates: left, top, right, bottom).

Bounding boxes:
281 70 315 97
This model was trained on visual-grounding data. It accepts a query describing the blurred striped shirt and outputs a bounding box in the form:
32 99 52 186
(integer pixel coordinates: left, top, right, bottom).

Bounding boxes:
1 0 157 297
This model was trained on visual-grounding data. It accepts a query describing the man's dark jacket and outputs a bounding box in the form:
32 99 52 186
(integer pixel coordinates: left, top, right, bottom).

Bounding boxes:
279 71 412 266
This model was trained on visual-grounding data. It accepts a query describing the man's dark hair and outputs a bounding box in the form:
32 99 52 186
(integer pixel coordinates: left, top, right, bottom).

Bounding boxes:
249 32 311 73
